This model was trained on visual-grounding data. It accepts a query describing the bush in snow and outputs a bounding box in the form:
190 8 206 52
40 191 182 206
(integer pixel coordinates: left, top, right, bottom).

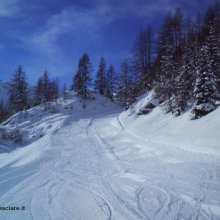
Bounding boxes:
0 127 22 144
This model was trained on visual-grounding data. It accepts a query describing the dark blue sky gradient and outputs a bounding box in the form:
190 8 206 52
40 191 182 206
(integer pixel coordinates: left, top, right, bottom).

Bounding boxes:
0 0 214 87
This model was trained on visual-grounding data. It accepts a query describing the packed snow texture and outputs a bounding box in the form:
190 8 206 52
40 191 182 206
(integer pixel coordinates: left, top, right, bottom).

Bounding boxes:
0 92 220 220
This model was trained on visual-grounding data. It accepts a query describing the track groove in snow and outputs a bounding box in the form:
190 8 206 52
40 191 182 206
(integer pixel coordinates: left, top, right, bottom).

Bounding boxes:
0 96 220 219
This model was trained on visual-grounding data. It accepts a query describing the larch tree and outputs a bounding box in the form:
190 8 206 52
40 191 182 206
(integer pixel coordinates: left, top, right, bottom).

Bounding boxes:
154 13 177 113
0 99 8 123
105 64 117 101
116 59 135 109
95 57 106 96
35 71 58 105
131 24 153 96
8 65 28 113
35 71 51 104
73 53 92 99
63 83 68 102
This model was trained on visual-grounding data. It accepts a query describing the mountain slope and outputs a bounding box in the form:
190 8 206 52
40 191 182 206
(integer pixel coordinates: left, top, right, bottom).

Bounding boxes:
0 92 219 220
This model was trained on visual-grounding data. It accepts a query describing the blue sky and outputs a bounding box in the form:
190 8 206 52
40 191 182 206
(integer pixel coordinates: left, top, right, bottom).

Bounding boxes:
0 0 213 87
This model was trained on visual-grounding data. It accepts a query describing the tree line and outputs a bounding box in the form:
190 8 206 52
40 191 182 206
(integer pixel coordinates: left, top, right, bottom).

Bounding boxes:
0 1 219 122
72 2 220 119
153 4 220 118
0 67 59 122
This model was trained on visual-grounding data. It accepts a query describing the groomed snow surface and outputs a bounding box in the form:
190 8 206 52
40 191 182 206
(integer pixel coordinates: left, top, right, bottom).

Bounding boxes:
0 92 220 220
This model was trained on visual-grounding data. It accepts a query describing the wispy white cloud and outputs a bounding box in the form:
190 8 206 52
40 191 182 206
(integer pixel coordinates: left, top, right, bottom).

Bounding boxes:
21 0 194 58
18 0 186 79
101 0 207 21
17 4 114 79
23 4 113 54
0 0 22 17
107 0 177 18
9 0 211 81
20 3 117 73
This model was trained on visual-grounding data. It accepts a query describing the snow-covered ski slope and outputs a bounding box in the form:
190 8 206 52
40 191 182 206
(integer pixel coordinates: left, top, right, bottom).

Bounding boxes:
0 93 220 220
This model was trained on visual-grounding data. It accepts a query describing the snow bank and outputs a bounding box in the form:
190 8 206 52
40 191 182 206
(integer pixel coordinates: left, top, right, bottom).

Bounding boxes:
0 92 120 168
0 91 219 220
120 92 220 155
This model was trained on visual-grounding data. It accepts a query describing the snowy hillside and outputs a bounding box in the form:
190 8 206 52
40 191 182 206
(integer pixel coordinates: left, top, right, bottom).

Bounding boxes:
0 92 220 220
121 91 220 153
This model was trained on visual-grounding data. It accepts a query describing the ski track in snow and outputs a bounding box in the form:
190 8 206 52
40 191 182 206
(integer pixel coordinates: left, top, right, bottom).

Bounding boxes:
0 105 220 220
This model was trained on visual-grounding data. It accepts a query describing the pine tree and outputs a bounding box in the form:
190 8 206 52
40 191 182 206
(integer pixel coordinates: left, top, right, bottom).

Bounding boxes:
49 79 59 101
156 26 177 113
154 10 185 114
41 71 51 102
192 46 220 118
95 57 106 95
131 24 153 95
0 99 8 123
35 71 51 104
72 61 83 94
116 59 135 109
173 8 184 48
73 53 92 99
105 65 117 101
63 83 67 102
8 66 28 113
174 45 196 114
35 77 44 105
34 71 58 105
206 13 220 91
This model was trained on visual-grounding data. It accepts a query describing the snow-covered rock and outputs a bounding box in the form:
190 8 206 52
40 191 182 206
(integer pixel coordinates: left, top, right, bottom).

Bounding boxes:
129 90 159 116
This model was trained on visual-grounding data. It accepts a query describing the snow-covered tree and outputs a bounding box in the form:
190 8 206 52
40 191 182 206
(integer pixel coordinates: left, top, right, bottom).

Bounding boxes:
154 13 178 112
172 45 197 115
206 22 220 91
155 43 177 113
192 46 220 118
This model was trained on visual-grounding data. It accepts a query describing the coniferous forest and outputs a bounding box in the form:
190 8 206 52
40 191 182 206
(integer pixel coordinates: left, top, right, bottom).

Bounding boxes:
0 1 219 122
